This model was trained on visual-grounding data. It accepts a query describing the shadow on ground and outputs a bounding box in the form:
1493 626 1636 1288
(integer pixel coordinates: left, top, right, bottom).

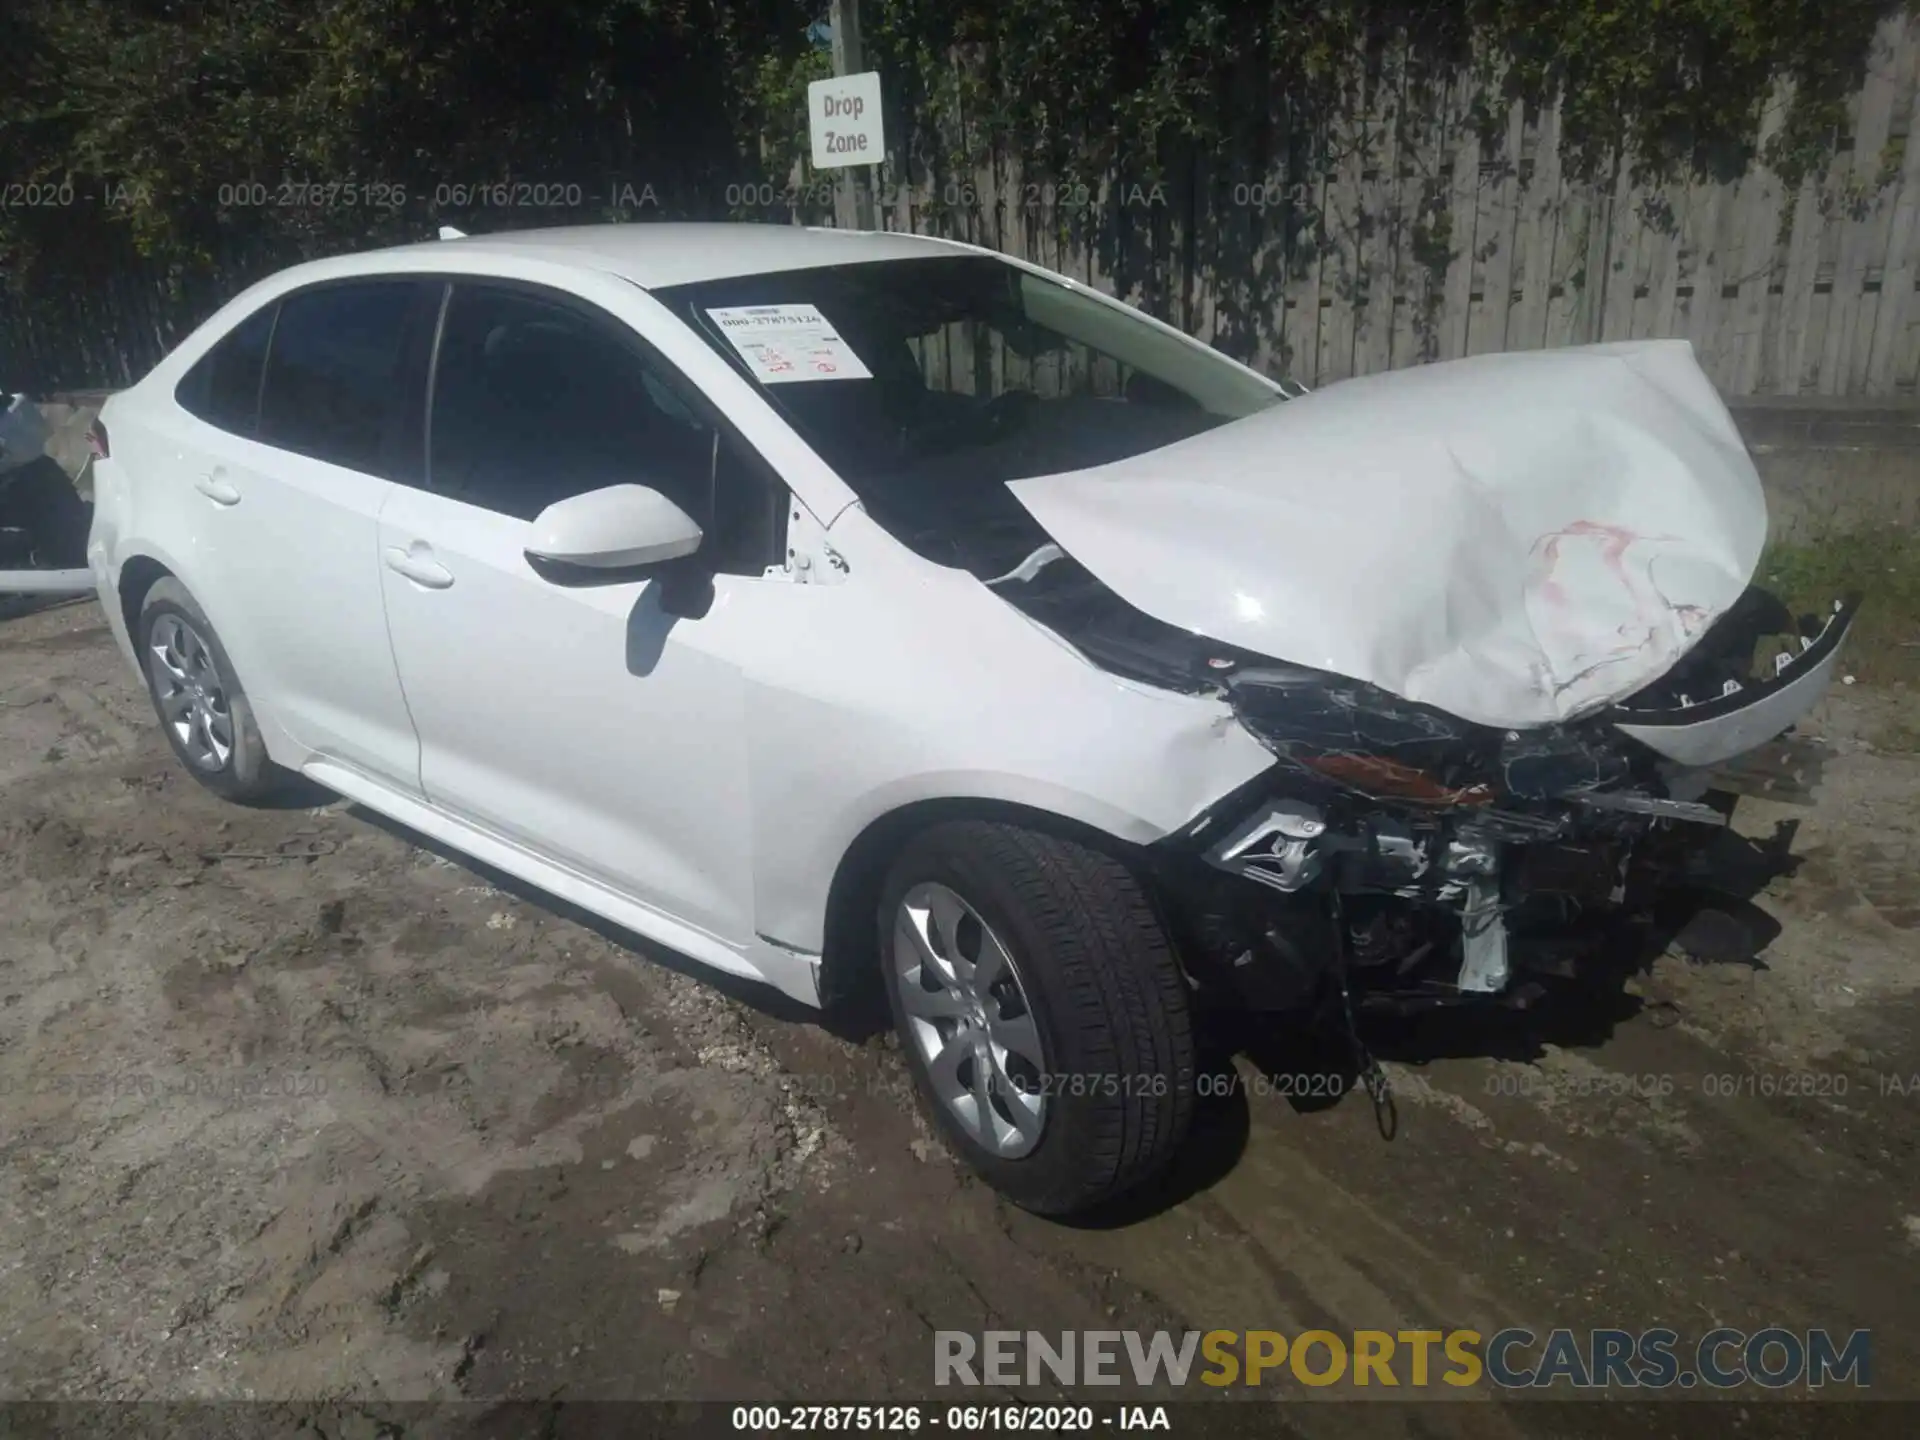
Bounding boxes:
338 785 1805 1226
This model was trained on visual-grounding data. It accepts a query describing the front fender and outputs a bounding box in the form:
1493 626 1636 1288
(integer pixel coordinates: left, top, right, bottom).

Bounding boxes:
731 506 1277 956
746 694 1273 956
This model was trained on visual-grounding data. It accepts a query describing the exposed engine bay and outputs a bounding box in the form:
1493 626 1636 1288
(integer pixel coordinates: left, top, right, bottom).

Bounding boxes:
916 500 1856 1013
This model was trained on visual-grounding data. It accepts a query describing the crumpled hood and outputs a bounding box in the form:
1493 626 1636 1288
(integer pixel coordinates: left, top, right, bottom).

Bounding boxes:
1006 340 1768 729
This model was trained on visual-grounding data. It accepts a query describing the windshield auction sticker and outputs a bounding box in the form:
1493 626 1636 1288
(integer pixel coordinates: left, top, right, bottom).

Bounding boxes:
705 304 873 384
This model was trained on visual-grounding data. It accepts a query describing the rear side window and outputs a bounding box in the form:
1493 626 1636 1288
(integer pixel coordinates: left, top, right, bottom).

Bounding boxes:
176 302 276 435
258 281 423 477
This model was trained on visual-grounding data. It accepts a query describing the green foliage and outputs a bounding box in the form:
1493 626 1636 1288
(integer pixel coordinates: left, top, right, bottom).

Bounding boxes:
0 0 811 280
1470 0 1896 187
745 44 835 205
1762 529 1920 689
836 1 1896 199
0 0 1899 302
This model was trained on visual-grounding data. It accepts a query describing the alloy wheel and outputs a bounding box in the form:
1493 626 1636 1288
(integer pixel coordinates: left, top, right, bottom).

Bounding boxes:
892 881 1048 1158
146 613 234 772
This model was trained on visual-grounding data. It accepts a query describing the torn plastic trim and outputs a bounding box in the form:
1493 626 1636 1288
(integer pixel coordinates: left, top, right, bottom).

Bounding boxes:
984 542 1067 587
1606 594 1858 768
1570 791 1728 825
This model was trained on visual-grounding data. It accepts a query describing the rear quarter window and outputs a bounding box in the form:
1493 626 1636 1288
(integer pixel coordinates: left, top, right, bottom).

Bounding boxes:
175 302 277 435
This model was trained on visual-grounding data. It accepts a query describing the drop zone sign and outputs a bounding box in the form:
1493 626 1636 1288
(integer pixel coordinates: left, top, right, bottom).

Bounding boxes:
808 71 884 169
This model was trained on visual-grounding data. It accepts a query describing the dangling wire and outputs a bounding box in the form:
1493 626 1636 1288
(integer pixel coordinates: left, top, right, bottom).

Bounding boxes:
1328 887 1397 1141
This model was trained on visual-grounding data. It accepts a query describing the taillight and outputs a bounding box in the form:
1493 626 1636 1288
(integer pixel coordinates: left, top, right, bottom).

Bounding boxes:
87 418 110 459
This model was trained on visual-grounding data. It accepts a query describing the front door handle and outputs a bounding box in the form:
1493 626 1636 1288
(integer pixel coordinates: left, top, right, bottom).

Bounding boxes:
384 546 454 590
194 473 241 506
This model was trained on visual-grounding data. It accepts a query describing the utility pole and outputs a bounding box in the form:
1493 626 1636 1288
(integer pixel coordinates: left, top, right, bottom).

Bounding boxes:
828 0 879 230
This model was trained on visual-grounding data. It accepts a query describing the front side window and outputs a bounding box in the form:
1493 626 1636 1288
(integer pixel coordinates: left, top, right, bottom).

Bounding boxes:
257 281 424 477
176 302 277 435
428 284 783 573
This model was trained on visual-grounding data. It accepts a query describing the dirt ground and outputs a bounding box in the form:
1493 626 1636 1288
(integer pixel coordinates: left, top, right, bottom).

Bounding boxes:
2 594 1919 1438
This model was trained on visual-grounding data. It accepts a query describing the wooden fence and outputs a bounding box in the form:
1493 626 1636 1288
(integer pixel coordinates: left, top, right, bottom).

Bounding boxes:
4 15 1918 397
844 11 1918 398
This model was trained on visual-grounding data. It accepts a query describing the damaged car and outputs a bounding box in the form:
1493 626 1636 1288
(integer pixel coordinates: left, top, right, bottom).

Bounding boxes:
87 224 1854 1215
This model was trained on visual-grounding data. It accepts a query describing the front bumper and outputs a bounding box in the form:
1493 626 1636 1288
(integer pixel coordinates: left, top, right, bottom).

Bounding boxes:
1157 593 1858 1007
1606 596 1858 768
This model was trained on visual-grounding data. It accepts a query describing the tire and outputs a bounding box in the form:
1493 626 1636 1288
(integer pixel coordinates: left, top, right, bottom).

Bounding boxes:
134 577 285 803
877 820 1195 1215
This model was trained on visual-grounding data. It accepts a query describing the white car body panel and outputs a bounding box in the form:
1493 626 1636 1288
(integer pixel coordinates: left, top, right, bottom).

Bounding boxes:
736 506 1275 957
299 754 774 988
87 226 1279 1007
85 449 148 667
210 446 420 786
85 223 1827 1015
1614 614 1852 767
1010 339 1767 730
372 486 1274 984
375 482 759 948
95 387 420 786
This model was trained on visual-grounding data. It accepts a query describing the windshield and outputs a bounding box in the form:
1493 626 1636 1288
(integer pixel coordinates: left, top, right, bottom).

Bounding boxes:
654 255 1285 549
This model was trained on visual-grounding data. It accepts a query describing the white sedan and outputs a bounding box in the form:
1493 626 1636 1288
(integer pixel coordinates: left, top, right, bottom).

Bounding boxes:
88 223 1852 1214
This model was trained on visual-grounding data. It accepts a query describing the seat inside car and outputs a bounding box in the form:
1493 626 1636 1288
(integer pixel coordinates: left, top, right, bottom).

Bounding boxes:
433 315 710 522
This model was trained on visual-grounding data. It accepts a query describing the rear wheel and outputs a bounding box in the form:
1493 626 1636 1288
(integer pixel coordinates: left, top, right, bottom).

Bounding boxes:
878 820 1195 1215
135 578 285 803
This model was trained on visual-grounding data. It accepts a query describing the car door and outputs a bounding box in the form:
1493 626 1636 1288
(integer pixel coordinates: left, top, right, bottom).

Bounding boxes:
376 280 790 947
167 279 435 793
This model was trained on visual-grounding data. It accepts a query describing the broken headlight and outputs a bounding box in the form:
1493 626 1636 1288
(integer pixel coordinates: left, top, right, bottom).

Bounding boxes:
1225 663 1654 809
1224 666 1505 806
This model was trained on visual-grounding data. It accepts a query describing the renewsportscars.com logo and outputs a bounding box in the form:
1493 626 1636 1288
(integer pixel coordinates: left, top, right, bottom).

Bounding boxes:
934 1328 1872 1391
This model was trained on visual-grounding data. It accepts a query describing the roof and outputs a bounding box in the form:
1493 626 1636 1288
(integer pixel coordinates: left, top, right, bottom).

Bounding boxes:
374 222 975 290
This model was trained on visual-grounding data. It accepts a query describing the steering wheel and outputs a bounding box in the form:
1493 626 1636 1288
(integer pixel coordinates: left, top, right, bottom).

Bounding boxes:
980 387 1040 437
899 387 1040 461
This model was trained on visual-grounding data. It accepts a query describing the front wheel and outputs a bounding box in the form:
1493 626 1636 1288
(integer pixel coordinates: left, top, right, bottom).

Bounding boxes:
878 820 1195 1215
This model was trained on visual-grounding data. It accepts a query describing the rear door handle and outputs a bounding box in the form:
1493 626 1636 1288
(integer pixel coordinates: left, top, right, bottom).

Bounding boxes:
384 546 454 589
194 473 241 506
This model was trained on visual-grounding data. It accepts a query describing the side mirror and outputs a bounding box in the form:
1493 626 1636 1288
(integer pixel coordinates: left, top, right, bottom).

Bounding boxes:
525 484 703 571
